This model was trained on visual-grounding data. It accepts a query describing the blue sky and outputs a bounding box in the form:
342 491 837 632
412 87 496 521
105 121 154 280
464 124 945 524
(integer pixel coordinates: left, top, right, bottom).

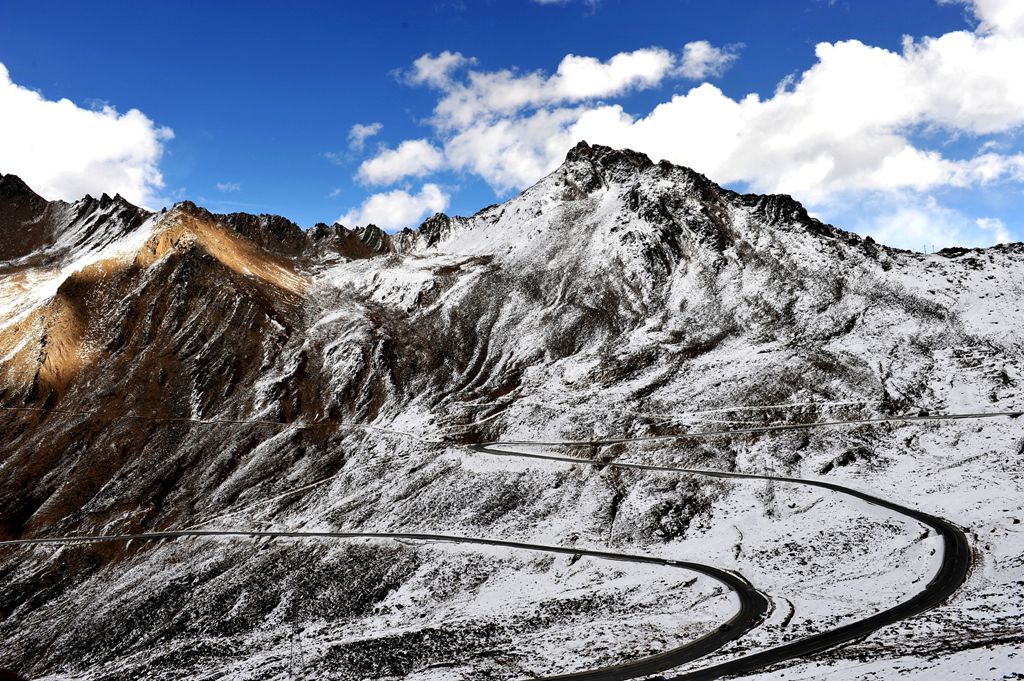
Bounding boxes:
1 0 1022 249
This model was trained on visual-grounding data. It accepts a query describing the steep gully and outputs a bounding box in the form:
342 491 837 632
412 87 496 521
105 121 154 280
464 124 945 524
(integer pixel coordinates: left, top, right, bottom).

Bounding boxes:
0 408 1019 679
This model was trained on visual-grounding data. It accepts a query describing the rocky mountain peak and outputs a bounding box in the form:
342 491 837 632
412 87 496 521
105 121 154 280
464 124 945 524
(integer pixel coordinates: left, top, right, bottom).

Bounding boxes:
564 140 654 173
0 173 41 201
418 212 454 247
561 141 656 195
357 224 392 253
0 174 57 260
171 199 206 217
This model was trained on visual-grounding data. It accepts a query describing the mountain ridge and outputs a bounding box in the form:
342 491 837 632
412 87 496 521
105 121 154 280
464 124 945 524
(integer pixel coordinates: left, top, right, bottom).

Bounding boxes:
0 143 1022 680
6 141 1018 264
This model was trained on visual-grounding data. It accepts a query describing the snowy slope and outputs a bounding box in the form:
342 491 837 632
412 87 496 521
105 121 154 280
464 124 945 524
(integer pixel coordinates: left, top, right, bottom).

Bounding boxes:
0 143 1022 680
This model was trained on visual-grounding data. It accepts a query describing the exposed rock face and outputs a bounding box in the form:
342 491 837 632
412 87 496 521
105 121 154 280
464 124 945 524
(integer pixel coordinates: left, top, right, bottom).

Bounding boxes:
0 145 1022 680
0 174 150 265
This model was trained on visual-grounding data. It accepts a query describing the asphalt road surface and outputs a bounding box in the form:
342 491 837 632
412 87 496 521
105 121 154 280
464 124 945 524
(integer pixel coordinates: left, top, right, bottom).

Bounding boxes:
469 414 992 680
0 529 768 681
2 408 1016 679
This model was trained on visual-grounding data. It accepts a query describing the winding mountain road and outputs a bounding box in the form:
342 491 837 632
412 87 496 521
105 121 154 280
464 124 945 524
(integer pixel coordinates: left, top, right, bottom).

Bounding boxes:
0 529 768 681
1 408 1018 679
471 443 972 678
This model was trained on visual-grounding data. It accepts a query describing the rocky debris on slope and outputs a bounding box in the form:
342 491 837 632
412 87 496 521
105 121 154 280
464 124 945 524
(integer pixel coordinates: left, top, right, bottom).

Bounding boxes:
0 144 1022 680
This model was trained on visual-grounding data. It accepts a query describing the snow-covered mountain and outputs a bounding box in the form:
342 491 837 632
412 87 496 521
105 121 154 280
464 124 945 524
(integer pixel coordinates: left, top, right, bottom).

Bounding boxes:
0 142 1021 680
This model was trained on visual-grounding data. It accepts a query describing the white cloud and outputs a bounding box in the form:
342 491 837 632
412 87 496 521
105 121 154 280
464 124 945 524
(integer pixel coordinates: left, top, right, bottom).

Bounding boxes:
679 40 741 79
216 182 241 192
944 0 1024 36
444 107 584 192
356 139 445 185
975 216 1012 243
338 183 449 229
348 122 383 150
431 47 679 129
840 194 1012 250
405 51 475 88
0 63 173 207
329 187 343 198
379 41 736 190
322 151 347 166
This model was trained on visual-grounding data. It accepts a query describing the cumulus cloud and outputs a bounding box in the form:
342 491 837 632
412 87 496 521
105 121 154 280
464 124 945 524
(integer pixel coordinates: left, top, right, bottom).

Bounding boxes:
348 122 382 150
404 51 475 88
944 0 1024 36
975 216 1012 243
430 28 1024 201
216 182 241 192
367 41 734 189
842 194 1014 250
0 63 173 207
357 139 445 185
679 40 742 79
338 183 449 229
429 47 680 129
